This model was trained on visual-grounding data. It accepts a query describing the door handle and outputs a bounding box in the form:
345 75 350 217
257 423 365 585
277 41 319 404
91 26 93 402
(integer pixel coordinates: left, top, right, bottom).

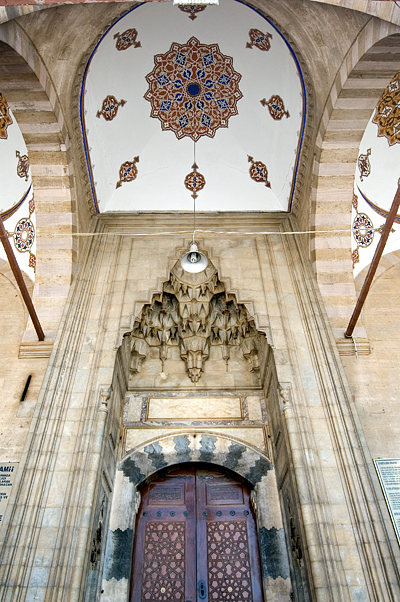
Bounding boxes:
198 580 207 600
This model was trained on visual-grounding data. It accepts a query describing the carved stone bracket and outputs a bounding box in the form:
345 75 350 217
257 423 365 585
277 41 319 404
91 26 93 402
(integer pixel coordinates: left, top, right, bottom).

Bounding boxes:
127 258 266 382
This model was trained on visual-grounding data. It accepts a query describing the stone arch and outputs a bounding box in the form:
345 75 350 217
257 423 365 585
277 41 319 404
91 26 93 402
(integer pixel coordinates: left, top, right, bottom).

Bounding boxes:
0 28 77 349
311 22 400 352
101 433 291 602
310 1 400 26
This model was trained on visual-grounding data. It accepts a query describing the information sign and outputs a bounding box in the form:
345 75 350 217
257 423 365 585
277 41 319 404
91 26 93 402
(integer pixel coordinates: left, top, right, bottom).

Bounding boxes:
374 458 400 546
0 463 18 527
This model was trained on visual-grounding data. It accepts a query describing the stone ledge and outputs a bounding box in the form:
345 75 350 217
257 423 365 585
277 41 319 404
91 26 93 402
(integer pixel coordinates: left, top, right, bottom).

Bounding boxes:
18 341 54 359
336 338 371 356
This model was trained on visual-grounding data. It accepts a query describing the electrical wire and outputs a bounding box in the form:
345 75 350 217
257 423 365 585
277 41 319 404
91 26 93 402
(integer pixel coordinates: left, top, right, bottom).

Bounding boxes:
44 227 358 238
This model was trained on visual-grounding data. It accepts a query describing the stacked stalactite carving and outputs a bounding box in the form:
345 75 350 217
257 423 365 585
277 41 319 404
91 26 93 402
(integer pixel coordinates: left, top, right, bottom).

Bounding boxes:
127 258 264 383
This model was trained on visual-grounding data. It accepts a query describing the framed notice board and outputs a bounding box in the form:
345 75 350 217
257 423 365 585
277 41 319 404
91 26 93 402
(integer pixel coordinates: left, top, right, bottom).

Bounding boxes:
374 459 400 546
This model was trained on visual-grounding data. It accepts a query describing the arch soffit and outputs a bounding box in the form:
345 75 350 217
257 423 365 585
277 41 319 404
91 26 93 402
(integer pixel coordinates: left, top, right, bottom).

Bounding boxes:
119 432 273 489
0 26 77 340
310 22 400 343
310 0 400 27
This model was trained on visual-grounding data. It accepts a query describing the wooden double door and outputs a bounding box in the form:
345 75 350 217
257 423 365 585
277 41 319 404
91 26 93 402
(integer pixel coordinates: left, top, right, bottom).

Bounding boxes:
131 466 264 602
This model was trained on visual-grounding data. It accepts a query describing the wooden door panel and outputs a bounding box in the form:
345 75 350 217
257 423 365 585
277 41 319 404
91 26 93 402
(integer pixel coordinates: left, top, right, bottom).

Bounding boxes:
196 469 263 602
131 468 196 602
131 467 263 602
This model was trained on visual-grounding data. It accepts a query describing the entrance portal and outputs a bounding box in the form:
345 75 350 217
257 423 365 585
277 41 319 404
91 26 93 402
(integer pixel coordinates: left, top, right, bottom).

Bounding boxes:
131 466 264 602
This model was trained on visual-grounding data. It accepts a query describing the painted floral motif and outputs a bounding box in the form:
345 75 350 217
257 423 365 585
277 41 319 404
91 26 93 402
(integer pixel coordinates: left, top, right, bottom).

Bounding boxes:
372 70 400 146
352 213 374 247
144 37 243 142
16 150 29 181
114 29 141 51
29 197 35 216
116 156 139 188
0 92 13 140
184 162 206 199
246 29 272 52
358 148 371 181
179 5 206 20
261 95 289 120
352 192 358 211
96 95 126 121
29 252 36 272
14 217 35 252
352 248 359 269
248 155 271 188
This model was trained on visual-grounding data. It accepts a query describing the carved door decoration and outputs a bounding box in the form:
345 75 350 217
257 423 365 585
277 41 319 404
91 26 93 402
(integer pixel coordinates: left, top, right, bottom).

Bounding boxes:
131 467 263 602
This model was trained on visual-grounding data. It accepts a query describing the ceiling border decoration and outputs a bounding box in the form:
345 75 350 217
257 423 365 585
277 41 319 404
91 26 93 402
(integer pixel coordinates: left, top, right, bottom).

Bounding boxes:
78 0 308 214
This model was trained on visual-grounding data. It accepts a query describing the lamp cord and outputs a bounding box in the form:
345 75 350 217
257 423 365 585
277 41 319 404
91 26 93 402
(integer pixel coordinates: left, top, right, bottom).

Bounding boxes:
193 141 196 244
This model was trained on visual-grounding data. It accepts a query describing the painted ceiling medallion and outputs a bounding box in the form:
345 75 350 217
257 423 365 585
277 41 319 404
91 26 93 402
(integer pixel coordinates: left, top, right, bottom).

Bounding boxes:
16 150 29 181
116 156 139 188
184 162 206 199
144 36 243 142
260 95 289 120
246 29 272 52
179 4 206 20
96 95 126 121
0 92 12 140
248 155 271 188
114 28 141 51
357 148 371 181
352 213 374 248
372 70 400 146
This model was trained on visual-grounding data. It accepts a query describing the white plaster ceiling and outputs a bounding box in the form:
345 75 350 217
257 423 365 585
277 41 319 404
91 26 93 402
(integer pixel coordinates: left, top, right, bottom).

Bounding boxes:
352 72 400 277
81 0 305 213
0 103 35 281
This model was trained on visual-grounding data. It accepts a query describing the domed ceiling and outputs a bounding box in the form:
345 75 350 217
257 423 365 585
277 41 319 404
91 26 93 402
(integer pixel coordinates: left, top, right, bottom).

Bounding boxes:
0 93 35 280
81 0 305 214
352 70 400 276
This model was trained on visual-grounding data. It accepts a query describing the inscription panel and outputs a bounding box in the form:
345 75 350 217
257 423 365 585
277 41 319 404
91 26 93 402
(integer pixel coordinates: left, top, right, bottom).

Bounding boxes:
147 397 242 420
149 484 185 505
206 484 244 505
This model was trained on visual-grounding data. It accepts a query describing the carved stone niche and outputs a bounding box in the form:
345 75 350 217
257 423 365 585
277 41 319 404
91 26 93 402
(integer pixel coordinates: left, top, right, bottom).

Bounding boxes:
127 258 265 383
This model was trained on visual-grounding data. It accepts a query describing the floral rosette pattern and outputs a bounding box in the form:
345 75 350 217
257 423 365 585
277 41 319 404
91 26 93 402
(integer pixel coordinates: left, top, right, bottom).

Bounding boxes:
14 217 35 252
372 70 400 146
144 37 243 142
352 213 374 247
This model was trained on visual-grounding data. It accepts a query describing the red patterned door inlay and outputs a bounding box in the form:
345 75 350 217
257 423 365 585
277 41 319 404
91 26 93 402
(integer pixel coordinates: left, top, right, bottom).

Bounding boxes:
207 521 253 602
144 37 243 141
131 467 264 602
246 30 272 52
141 522 186 602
